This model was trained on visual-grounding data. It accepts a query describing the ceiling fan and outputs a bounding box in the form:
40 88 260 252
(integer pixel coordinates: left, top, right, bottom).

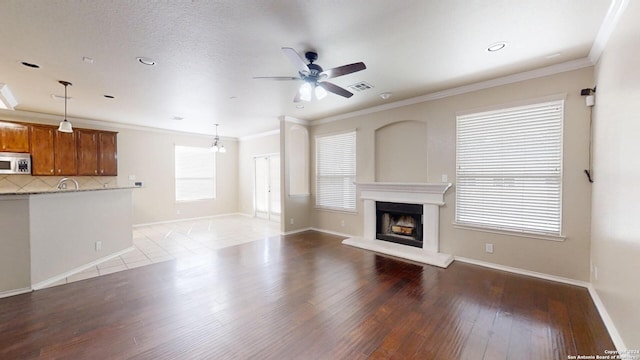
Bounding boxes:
253 47 366 102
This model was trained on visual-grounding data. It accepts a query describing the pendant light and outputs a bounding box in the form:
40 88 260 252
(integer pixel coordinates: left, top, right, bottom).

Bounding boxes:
57 80 73 133
210 124 226 153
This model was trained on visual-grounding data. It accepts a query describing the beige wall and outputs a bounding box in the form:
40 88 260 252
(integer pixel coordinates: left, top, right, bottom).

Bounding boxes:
311 67 595 281
238 131 280 215
281 118 312 233
116 128 238 224
591 0 640 349
0 197 30 294
29 189 132 285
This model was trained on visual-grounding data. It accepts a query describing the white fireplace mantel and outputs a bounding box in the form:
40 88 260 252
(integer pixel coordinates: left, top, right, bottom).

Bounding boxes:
357 182 451 205
343 182 454 268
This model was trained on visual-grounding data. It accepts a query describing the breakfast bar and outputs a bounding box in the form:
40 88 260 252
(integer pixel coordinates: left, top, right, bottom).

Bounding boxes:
0 187 134 297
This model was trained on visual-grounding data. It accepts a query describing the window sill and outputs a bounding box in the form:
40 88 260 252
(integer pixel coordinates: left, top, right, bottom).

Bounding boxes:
314 206 357 214
453 223 566 242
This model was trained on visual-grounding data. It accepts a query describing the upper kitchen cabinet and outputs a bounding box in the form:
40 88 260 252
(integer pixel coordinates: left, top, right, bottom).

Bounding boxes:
0 121 30 153
98 131 117 176
30 125 56 175
54 130 77 175
77 129 99 175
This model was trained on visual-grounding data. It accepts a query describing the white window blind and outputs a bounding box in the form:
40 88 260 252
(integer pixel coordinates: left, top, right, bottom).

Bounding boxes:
175 145 215 201
315 131 356 211
455 100 563 236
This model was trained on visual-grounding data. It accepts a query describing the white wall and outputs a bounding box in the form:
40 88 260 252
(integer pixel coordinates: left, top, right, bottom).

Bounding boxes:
591 0 640 349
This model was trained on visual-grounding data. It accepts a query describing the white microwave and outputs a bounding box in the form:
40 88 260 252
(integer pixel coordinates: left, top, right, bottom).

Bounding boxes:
0 152 31 174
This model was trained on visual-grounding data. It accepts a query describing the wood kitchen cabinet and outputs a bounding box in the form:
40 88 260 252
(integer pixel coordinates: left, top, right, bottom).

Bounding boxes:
3 120 117 176
77 130 99 175
29 125 56 175
0 121 30 153
98 131 117 175
54 130 77 175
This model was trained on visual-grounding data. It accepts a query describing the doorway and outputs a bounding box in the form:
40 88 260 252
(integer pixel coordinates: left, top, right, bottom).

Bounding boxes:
254 154 281 222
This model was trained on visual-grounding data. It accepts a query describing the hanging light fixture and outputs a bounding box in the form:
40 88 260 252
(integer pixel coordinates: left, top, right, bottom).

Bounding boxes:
57 80 73 133
210 124 226 153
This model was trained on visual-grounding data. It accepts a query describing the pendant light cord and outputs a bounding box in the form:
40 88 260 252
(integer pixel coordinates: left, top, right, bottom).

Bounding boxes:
64 83 68 121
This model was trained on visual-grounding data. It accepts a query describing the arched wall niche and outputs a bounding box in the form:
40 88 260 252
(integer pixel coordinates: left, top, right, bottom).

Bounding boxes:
288 124 309 195
374 120 428 182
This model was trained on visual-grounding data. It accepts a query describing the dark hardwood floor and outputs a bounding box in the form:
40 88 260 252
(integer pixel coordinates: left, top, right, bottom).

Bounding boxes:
0 231 614 359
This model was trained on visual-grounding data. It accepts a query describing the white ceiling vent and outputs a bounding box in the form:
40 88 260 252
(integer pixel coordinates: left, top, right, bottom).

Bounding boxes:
348 81 374 92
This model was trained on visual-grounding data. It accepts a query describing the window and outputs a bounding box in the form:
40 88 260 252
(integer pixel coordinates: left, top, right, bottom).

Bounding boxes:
174 145 215 201
455 100 563 236
315 131 356 211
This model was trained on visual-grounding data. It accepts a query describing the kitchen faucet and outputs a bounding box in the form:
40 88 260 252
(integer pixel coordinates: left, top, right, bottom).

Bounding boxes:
56 177 79 190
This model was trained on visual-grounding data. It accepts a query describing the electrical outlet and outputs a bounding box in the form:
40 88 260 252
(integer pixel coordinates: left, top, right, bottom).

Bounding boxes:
95 241 102 251
594 266 598 280
176 210 181 215
485 243 494 253
441 174 448 182
340 220 345 227
290 218 294 225
128 175 136 180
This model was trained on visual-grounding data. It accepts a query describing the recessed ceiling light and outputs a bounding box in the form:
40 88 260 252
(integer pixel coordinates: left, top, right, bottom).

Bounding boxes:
103 95 115 99
546 53 561 59
296 105 304 109
20 61 41 69
172 116 184 121
229 96 238 100
487 42 507 52
137 57 156 66
380 92 392 100
82 57 94 64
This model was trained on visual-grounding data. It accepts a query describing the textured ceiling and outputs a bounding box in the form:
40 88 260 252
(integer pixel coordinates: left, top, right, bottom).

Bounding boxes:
0 1 612 138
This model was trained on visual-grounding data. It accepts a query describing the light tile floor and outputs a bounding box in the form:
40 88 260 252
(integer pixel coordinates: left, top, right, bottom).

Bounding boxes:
49 215 281 287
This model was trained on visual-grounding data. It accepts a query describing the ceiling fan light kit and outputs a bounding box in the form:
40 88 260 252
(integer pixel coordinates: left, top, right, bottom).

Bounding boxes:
254 47 366 102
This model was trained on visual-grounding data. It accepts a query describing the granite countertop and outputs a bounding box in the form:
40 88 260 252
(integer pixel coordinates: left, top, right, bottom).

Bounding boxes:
0 186 139 196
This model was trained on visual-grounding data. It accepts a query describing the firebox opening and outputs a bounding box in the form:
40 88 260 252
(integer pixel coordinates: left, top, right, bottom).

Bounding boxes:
376 201 423 248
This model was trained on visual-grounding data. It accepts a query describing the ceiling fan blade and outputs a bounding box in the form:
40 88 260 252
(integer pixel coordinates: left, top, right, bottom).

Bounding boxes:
320 62 366 79
282 47 310 75
319 82 353 98
253 76 300 81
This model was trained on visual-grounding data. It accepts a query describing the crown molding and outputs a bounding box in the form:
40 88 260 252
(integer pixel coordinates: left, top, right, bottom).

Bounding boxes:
589 0 629 64
312 58 593 126
282 115 310 126
239 129 280 141
0 108 238 141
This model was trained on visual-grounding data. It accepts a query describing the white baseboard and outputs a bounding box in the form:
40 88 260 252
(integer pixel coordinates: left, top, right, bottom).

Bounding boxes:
310 227 353 238
453 257 629 351
31 246 135 290
0 287 32 299
454 256 589 288
282 227 353 237
282 227 313 235
588 285 627 352
133 212 245 227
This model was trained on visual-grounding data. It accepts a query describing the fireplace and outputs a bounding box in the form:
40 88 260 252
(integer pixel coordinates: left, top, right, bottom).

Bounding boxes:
376 201 423 248
343 182 453 268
